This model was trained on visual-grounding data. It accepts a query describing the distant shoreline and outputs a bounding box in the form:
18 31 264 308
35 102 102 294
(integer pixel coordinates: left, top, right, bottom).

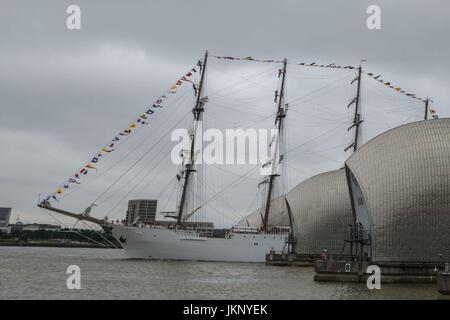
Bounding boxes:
0 241 120 249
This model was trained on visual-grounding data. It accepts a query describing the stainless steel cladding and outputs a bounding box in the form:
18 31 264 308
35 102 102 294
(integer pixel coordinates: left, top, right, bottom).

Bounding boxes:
240 196 289 228
240 169 354 255
287 170 353 255
345 119 450 263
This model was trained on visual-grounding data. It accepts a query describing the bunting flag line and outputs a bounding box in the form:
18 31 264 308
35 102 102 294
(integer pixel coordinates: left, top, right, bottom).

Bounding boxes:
211 55 283 64
296 62 357 70
211 54 439 119
363 70 426 102
43 65 199 203
430 108 439 119
211 54 358 70
363 70 438 117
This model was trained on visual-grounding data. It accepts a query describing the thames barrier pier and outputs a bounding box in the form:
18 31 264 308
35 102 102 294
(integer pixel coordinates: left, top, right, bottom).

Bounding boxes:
245 119 450 283
246 169 354 266
330 119 450 283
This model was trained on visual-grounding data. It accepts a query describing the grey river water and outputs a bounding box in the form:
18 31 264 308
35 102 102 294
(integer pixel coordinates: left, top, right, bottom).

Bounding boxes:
0 246 442 300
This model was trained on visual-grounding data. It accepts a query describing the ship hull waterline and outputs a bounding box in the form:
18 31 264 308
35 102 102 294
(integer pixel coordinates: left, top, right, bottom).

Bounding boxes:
112 225 287 262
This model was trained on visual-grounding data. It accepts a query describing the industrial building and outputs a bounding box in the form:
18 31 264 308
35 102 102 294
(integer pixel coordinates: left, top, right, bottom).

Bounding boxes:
126 199 158 225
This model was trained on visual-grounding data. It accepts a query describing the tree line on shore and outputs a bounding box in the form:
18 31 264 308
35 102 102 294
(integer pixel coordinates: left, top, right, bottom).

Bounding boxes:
0 228 121 247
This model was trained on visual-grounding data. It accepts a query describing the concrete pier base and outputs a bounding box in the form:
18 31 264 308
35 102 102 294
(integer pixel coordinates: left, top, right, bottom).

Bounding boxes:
314 259 443 283
266 253 318 266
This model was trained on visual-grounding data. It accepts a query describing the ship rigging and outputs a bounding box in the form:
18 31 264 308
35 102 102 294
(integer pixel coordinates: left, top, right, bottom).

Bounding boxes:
37 51 436 260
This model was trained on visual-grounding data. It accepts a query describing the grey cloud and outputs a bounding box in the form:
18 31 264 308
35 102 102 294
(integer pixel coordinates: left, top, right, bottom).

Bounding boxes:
0 0 448 227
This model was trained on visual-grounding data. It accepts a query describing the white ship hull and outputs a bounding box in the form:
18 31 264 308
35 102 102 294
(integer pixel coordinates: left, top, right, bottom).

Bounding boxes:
111 225 287 262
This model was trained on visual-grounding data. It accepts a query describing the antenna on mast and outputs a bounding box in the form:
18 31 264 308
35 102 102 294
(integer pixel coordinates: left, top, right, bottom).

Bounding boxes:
345 60 364 153
175 50 209 226
261 58 288 231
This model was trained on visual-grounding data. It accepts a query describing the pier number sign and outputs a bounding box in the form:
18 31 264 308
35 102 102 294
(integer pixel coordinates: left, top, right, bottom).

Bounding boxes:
344 263 351 273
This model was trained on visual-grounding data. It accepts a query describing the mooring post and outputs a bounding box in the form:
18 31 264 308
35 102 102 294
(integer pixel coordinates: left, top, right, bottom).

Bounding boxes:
437 261 450 295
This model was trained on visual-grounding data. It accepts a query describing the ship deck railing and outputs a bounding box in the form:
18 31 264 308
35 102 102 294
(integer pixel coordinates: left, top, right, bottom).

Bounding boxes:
116 222 290 234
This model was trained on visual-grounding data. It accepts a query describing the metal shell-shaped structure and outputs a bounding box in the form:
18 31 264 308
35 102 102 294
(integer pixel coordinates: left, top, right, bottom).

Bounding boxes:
345 118 450 263
240 196 288 228
287 169 353 255
240 169 353 255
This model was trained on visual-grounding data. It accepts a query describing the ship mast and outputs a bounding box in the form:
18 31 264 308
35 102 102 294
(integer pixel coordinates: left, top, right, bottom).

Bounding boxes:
345 63 363 152
261 58 287 231
176 51 208 226
424 97 430 120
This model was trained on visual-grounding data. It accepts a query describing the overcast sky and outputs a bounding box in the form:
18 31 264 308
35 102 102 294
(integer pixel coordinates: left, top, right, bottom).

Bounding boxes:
0 0 449 228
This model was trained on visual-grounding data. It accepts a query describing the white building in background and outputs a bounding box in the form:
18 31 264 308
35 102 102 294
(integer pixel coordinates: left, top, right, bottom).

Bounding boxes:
0 208 12 234
0 207 11 227
21 223 61 232
0 227 11 234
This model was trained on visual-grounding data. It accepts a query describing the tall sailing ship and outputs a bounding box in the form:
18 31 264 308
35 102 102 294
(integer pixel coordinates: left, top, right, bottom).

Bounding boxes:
38 51 292 262
38 51 434 262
